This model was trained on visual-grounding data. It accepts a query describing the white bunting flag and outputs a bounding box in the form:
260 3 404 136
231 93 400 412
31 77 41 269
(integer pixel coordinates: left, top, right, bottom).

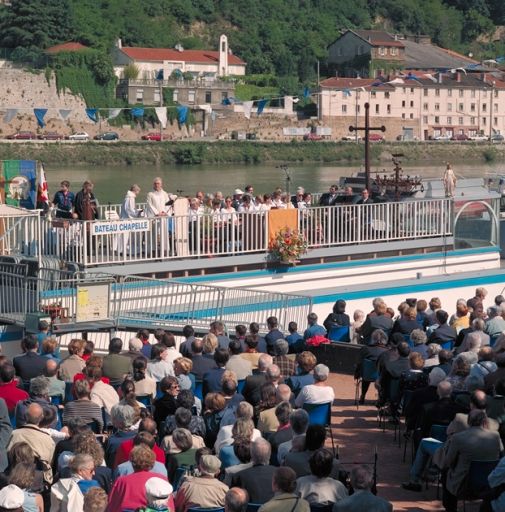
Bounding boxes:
243 101 254 120
58 109 72 120
107 108 122 120
155 107 167 129
3 109 18 123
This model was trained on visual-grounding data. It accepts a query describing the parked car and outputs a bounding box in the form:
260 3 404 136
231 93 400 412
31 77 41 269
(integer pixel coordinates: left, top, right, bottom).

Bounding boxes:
491 134 505 143
67 132 89 141
6 131 37 140
468 134 488 141
303 133 323 141
433 134 452 141
142 133 162 141
369 133 384 142
342 134 362 141
38 131 63 140
451 134 468 141
94 132 119 141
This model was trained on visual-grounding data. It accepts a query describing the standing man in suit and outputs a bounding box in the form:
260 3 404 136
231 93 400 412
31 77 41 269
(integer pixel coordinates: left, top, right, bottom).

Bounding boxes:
442 409 502 512
318 185 339 206
356 188 374 205
333 465 392 512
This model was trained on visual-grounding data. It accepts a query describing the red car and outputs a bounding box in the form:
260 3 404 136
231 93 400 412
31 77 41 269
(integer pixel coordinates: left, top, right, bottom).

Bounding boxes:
38 132 64 140
6 131 37 140
368 133 384 142
142 133 162 141
303 133 323 141
451 134 468 141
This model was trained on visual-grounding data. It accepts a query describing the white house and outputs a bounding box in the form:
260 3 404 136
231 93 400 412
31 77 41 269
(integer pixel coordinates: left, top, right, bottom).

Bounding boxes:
112 35 246 80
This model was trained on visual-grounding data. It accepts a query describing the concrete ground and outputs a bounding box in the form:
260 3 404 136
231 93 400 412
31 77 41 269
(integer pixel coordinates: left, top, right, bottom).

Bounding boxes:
327 372 480 512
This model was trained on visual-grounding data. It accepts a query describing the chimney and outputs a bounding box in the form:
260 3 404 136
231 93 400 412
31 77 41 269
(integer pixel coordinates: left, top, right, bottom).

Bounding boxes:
481 72 487 83
456 72 461 83
116 38 122 49
437 72 443 84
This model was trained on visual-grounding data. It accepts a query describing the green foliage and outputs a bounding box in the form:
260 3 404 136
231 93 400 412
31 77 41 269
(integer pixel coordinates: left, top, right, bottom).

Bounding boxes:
1 0 504 89
123 63 140 80
235 84 279 101
52 50 116 107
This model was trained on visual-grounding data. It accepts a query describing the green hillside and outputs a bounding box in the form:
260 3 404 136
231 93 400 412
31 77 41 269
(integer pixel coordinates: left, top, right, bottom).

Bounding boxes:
1 0 504 83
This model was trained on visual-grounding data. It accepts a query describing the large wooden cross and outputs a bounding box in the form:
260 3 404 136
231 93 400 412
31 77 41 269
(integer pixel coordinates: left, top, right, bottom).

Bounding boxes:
349 102 386 191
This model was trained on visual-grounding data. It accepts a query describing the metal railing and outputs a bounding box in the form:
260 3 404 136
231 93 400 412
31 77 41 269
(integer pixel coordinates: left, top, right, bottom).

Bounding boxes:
300 199 453 248
0 213 41 258
2 198 455 268
0 267 312 336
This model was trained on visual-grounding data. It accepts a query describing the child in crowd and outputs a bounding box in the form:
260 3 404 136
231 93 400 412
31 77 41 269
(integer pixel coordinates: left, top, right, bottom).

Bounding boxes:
351 310 365 344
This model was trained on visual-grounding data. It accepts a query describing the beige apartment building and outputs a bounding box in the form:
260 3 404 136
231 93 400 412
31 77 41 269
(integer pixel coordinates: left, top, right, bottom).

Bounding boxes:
319 72 505 141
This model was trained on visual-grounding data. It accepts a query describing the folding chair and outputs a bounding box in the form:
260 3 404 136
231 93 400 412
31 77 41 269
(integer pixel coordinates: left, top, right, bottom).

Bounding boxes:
328 326 350 342
440 340 454 350
309 505 333 512
137 394 153 410
172 467 187 491
188 508 225 512
403 334 414 348
354 358 378 409
336 445 379 495
462 459 499 510
237 379 246 394
188 372 196 391
303 401 335 455
64 382 74 402
246 504 262 512
194 380 203 401
490 335 500 348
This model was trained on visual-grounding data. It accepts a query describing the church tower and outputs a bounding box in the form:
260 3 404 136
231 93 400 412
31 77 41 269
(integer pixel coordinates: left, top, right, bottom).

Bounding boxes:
218 34 229 76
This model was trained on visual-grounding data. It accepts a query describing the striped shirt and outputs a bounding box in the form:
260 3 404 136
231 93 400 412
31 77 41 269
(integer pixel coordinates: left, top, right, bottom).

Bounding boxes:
62 399 103 431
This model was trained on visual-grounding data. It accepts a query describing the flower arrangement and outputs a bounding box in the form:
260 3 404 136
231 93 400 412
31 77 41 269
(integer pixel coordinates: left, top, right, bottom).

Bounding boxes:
270 227 308 264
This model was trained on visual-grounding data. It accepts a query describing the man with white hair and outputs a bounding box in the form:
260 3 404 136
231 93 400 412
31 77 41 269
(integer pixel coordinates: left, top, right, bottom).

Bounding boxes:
175 454 228 512
266 365 281 387
294 364 334 407
424 344 441 368
485 305 505 337
105 403 138 467
123 337 144 361
232 438 276 504
456 331 481 365
468 287 488 312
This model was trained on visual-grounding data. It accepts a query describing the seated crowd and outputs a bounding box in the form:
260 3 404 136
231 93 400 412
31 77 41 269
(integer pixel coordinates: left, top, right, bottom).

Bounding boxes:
354 287 505 512
0 314 370 512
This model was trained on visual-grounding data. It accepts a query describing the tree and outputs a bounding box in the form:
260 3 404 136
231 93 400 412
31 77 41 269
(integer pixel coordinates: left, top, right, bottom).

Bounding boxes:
0 0 74 50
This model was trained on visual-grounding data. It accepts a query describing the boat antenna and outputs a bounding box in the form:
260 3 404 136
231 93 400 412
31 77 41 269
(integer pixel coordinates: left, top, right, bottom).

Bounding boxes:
277 164 291 197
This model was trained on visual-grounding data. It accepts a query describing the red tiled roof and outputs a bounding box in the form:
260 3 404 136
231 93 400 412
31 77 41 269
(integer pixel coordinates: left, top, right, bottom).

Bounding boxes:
120 47 246 66
353 30 405 48
46 42 88 54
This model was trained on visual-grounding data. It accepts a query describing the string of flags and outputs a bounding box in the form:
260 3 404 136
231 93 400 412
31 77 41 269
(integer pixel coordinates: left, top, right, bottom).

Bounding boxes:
2 67 489 127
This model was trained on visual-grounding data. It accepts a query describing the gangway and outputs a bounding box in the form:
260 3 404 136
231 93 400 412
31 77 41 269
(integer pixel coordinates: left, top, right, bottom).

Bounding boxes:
0 266 312 339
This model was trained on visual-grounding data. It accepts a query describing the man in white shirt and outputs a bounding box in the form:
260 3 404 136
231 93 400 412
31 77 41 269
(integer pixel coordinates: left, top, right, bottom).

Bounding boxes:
145 177 176 255
294 364 334 407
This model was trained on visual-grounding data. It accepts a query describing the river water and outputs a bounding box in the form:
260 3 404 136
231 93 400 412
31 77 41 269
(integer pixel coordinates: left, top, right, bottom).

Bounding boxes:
44 161 505 204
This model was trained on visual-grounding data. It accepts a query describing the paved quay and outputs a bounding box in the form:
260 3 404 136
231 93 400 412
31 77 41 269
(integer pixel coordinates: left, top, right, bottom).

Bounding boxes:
327 372 480 512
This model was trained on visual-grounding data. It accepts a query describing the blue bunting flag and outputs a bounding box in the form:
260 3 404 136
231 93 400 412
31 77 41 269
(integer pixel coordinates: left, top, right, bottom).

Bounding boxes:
34 108 47 128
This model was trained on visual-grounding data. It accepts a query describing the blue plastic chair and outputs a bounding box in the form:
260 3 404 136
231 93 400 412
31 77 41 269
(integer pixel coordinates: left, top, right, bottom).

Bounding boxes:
188 508 225 512
463 460 499 501
362 359 378 382
303 401 335 454
309 505 333 512
50 395 63 406
328 326 350 342
237 379 246 393
172 467 187 491
137 395 152 408
8 411 16 428
403 334 414 348
440 340 454 351
156 382 163 399
64 382 74 402
430 424 448 443
194 381 203 401
490 335 500 348
246 504 262 512
188 372 196 390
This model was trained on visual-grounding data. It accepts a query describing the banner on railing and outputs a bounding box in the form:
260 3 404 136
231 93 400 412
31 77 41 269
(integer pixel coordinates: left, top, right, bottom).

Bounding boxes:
91 219 149 235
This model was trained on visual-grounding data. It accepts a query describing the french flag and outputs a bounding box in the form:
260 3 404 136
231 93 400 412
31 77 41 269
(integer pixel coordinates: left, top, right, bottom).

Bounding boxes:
37 162 49 207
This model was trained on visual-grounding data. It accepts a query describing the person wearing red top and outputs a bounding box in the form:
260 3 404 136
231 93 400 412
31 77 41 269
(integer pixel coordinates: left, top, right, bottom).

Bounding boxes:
73 354 110 389
114 417 165 468
0 363 28 412
108 445 173 512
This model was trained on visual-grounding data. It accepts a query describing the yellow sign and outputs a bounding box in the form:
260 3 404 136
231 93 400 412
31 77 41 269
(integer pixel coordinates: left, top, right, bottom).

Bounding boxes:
75 283 110 323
